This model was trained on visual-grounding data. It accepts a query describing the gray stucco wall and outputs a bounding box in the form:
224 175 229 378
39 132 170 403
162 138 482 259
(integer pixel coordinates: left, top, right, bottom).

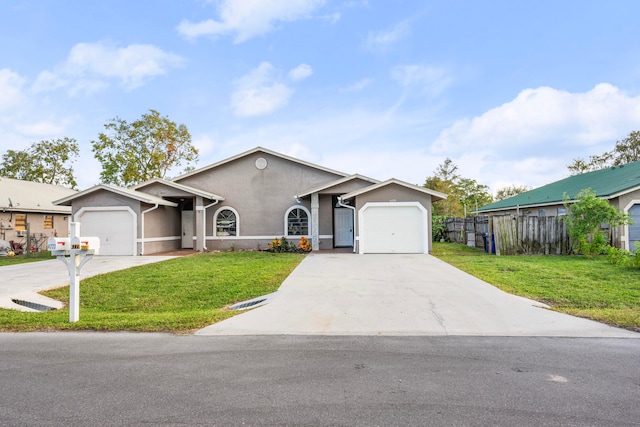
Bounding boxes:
140 203 181 254
176 151 344 251
352 184 434 253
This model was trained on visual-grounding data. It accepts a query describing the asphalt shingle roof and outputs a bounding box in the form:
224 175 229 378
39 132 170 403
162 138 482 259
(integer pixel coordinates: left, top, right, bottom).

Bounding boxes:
478 160 640 212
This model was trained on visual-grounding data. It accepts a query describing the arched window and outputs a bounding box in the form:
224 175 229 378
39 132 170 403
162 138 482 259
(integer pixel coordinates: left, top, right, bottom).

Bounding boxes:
286 206 310 236
214 207 238 237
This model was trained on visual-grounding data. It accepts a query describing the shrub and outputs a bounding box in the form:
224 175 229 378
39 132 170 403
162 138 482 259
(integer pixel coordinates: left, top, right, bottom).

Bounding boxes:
606 246 630 266
563 188 631 257
268 237 298 253
432 215 448 242
299 236 312 252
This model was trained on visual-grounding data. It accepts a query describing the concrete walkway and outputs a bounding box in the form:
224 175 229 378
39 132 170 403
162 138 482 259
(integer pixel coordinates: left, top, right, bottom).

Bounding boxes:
197 253 639 337
0 256 176 311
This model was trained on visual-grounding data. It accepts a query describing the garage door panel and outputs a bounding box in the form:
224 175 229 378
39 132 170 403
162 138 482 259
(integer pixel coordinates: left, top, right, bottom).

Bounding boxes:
78 210 134 256
361 204 426 254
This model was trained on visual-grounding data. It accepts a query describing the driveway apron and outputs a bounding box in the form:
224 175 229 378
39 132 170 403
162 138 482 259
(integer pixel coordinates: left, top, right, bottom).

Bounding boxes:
197 253 639 337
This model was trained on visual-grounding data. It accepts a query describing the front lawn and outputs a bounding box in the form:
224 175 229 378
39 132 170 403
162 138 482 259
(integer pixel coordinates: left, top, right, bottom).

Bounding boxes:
0 250 55 266
432 243 640 332
0 252 304 333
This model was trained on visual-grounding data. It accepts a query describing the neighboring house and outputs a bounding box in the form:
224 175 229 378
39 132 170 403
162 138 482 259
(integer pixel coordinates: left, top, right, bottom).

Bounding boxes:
477 160 640 251
0 177 77 247
54 147 446 255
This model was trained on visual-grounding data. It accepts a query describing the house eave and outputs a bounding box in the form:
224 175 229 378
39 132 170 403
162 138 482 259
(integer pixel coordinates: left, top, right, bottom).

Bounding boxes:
342 178 448 201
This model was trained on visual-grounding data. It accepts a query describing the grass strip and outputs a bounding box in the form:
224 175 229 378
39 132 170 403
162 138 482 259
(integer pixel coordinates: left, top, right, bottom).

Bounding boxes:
0 251 304 333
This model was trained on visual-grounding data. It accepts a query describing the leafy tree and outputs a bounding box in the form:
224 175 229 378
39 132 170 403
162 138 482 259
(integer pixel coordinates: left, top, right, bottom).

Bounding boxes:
424 158 493 217
563 188 630 256
495 184 530 201
0 138 79 188
568 130 640 174
457 177 493 216
92 109 199 186
424 158 462 217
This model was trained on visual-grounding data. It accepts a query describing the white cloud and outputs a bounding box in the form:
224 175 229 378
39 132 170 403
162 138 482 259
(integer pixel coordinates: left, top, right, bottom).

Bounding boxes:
433 83 640 156
431 83 640 190
14 120 65 136
177 0 326 43
0 69 25 111
365 21 410 52
32 42 184 95
288 63 313 81
231 62 294 117
341 77 373 92
391 64 453 97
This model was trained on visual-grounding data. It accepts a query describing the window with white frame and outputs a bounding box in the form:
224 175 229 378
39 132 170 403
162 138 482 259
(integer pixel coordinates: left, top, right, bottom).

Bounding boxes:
286 207 309 236
215 208 237 236
557 207 567 216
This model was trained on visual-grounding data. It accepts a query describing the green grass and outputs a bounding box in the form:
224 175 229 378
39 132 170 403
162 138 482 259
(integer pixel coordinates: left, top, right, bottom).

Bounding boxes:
0 252 304 333
432 243 640 332
0 250 55 266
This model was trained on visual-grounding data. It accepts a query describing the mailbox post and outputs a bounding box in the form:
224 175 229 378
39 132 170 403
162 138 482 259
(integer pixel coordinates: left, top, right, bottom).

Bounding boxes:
48 222 100 322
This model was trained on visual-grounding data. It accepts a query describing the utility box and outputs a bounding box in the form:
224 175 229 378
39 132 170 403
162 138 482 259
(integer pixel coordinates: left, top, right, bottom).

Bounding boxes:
48 238 70 254
70 237 100 254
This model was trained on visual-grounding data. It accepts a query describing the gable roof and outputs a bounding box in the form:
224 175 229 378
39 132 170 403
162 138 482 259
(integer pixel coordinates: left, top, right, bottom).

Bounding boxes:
296 174 380 198
133 178 224 200
341 178 447 201
173 147 348 182
0 177 76 214
54 184 178 207
478 160 640 213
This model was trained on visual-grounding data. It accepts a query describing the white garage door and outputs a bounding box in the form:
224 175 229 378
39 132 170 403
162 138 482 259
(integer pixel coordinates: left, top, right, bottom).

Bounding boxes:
360 203 427 254
77 210 135 256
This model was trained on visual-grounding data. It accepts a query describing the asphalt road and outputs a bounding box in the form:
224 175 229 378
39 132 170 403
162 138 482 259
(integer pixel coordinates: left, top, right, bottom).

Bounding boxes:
1 333 639 426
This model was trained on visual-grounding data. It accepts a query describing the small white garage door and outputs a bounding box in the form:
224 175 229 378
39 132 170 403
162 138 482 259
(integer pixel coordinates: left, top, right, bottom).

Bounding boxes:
360 202 427 254
77 209 135 256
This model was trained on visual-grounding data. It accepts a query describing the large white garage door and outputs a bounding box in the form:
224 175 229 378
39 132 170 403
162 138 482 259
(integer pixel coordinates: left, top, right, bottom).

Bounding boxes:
360 203 427 254
77 209 135 256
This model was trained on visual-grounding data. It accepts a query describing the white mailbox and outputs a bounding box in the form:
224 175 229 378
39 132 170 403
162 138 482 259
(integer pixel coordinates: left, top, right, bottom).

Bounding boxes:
48 237 70 254
70 236 100 254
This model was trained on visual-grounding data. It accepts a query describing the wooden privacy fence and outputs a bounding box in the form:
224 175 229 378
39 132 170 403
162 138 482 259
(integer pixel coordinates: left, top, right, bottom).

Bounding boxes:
444 215 572 255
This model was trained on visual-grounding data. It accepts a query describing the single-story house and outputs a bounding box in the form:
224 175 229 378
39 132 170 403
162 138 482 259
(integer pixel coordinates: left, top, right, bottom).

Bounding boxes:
0 177 77 247
54 147 446 255
477 160 640 251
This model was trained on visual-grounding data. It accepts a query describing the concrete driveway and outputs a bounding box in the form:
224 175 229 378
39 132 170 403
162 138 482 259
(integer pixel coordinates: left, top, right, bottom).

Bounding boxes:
197 253 639 337
0 255 176 311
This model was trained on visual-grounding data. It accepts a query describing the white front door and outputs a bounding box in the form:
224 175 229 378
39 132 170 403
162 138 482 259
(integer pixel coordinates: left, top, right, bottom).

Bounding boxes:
334 208 354 247
182 210 194 249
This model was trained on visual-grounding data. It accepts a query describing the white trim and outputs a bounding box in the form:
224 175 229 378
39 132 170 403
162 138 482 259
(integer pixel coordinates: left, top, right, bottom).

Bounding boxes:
75 206 137 256
358 201 428 255
343 178 447 201
284 205 311 237
206 234 332 240
213 206 240 238
622 199 640 251
297 174 380 198
136 236 181 243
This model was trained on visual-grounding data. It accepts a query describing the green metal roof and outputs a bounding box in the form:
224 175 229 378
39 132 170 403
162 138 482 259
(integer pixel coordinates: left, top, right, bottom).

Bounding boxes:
478 160 640 212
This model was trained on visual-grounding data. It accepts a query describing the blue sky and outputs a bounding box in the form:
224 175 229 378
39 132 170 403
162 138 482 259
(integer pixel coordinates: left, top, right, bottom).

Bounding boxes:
2 0 640 193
